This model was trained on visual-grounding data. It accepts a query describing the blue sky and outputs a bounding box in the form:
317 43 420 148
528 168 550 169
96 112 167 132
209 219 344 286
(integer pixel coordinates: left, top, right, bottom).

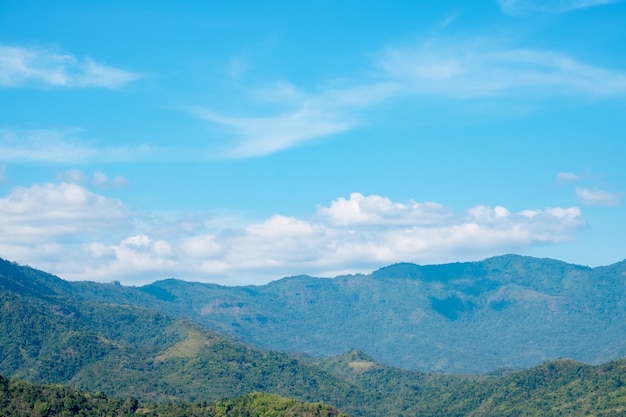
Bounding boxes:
1 0 625 285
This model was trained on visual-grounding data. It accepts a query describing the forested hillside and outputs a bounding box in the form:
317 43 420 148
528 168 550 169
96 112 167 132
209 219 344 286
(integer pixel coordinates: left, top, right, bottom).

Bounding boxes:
134 255 626 373
9 254 624 373
3 256 626 416
4 355 626 416
0 258 358 406
0 375 347 416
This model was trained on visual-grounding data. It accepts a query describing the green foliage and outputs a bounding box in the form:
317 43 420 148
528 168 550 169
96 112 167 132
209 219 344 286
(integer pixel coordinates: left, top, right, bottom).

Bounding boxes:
202 392 348 417
125 255 626 373
4 256 626 416
0 376 347 417
7 255 626 373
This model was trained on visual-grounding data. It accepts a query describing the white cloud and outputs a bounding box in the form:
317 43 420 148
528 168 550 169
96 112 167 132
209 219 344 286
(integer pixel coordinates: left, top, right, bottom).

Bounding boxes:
378 41 626 98
576 187 624 206
193 36 626 159
93 171 128 188
557 171 580 183
0 44 142 89
193 81 395 158
317 192 452 227
196 106 356 159
499 0 621 15
0 128 157 164
0 182 128 257
0 184 588 285
55 169 128 188
57 168 89 184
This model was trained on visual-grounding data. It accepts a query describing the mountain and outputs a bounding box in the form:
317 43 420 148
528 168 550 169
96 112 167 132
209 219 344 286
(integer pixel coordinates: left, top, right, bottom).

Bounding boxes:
128 254 626 373
4 255 626 374
0 258 359 411
4 255 626 416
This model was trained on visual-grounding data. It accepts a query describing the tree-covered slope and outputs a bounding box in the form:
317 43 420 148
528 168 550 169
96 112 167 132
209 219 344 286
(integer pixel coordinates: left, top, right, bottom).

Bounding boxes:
313 351 626 417
4 356 626 417
6 254 626 373
131 255 626 373
0 375 348 417
0 258 359 412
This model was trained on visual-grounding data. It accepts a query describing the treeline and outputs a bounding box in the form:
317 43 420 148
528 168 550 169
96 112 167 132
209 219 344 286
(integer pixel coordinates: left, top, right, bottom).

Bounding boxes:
0 375 348 417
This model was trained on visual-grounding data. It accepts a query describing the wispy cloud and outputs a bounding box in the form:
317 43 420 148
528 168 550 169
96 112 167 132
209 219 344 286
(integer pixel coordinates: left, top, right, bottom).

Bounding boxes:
192 81 395 158
499 0 621 15
195 106 356 159
0 44 142 89
194 36 626 159
56 169 128 188
0 183 587 285
0 128 157 164
557 171 581 183
378 40 626 98
93 171 129 188
576 187 624 206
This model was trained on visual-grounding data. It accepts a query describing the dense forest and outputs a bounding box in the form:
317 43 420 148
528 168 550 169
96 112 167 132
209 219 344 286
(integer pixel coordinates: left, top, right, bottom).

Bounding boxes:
3 357 626 416
76 255 626 373
0 375 347 416
3 257 626 416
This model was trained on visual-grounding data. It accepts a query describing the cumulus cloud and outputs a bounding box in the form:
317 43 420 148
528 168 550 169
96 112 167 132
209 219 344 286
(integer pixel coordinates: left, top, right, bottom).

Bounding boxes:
0 44 142 89
317 192 452 227
0 182 129 271
576 187 624 206
0 184 588 285
499 0 621 15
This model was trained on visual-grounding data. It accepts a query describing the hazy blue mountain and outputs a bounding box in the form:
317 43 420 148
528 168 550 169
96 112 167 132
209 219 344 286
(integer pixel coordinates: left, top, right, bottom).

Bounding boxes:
132 255 626 373
4 254 626 374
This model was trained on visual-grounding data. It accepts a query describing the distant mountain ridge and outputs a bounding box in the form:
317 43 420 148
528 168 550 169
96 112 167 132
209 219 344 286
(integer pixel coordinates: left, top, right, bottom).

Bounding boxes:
4 255 626 416
3 254 626 374
130 254 626 373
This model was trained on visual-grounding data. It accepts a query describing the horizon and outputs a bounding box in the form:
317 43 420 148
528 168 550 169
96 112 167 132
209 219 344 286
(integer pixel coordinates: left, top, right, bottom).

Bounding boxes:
3 252 623 288
1 1 625 285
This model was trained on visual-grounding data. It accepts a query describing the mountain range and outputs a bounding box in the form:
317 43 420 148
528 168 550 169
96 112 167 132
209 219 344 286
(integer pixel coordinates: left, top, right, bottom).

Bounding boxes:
2 254 626 416
50 254 626 373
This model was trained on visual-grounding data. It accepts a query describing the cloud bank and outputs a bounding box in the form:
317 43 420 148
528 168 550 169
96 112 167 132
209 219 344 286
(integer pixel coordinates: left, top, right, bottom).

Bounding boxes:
0 184 587 285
